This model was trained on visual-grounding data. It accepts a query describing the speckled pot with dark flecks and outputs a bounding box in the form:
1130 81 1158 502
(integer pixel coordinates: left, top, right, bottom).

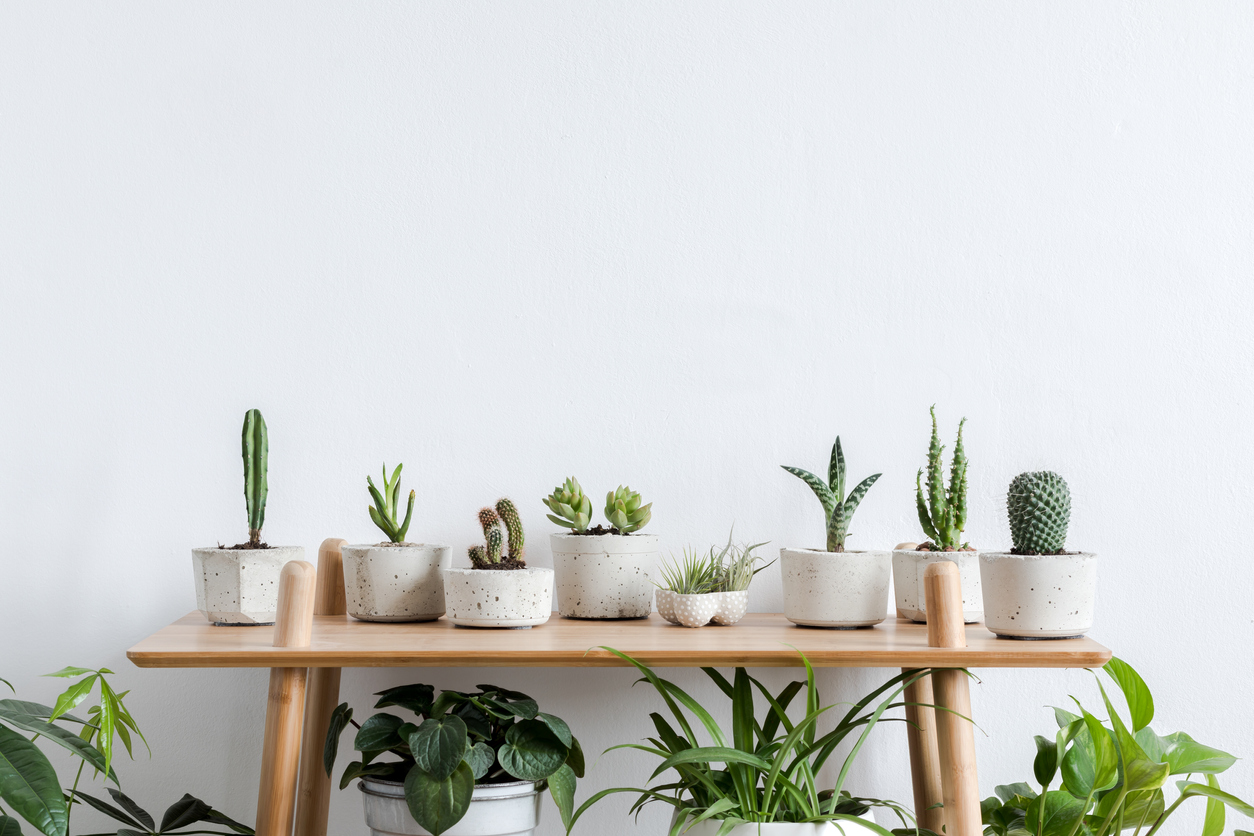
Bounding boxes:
979 551 1097 639
191 546 304 625
342 543 451 622
552 533 659 619
780 548 890 628
892 548 983 623
443 567 554 628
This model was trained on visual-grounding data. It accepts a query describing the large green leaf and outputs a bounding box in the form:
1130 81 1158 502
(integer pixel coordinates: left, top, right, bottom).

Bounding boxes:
564 736 585 779
1103 658 1154 732
1202 775 1226 836
535 713 572 748
0 703 83 726
1176 781 1254 819
323 704 352 775
354 714 405 753
464 743 494 781
159 793 212 831
1160 732 1236 775
1034 735 1058 787
497 720 566 781
373 684 434 715
404 762 473 836
72 790 143 828
0 708 115 784
1025 790 1085 836
1082 710 1118 795
48 677 96 724
548 762 577 832
0 725 67 836
407 716 468 781
337 761 398 791
106 789 153 832
1061 727 1097 798
0 815 21 836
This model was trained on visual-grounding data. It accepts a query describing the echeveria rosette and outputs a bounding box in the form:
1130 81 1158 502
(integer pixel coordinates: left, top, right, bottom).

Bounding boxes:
542 477 593 532
605 486 652 533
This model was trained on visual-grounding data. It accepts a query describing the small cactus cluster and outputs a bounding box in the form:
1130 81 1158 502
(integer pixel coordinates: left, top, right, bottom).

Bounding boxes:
781 436 881 552
915 406 970 551
469 498 526 569
605 486 651 533
1007 471 1070 554
367 463 416 543
242 409 268 547
542 478 653 534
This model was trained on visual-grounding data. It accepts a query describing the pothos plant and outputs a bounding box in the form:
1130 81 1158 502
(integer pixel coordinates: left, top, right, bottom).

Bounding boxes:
981 657 1253 836
325 683 582 836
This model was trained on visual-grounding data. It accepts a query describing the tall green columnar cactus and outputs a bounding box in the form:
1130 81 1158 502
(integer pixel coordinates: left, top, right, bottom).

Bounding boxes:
495 497 525 560
469 501 526 569
1008 471 1070 554
242 409 268 547
781 437 881 552
367 463 416 543
915 406 969 550
605 486 652 533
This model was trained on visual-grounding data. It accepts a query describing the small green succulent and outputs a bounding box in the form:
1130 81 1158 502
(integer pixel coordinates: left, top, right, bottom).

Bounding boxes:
605 485 652 533
1007 471 1070 554
781 436 881 552
367 463 415 543
915 406 969 551
542 477 593 532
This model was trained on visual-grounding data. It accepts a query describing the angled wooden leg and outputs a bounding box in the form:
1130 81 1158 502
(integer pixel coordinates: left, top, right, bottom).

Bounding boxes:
903 669 945 833
294 539 347 836
925 561 981 836
255 561 316 836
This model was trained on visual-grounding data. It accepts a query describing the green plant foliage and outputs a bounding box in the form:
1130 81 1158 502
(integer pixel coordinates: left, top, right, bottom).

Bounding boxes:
914 406 969 551
781 436 881 552
565 649 936 834
605 486 652 533
1008 471 1071 555
543 478 593 533
366 463 416 544
74 789 253 836
981 656 1254 836
325 684 580 836
657 530 773 594
241 409 268 547
467 501 525 569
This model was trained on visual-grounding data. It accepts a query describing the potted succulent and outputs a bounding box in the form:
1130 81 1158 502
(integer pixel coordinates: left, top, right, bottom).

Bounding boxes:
893 407 982 623
566 649 936 835
342 464 452 623
655 532 770 628
443 499 554 628
191 409 303 625
779 437 888 628
979 471 1098 639
544 478 660 619
324 683 582 836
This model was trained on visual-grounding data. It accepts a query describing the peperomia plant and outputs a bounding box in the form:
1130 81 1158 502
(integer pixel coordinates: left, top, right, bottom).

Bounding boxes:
241 409 268 548
1007 471 1071 555
981 657 1254 836
915 406 970 551
468 499 526 569
542 479 652 534
367 463 416 543
782 436 881 552
325 684 581 836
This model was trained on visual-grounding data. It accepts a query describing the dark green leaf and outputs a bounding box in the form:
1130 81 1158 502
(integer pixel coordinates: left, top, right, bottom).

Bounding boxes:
373 685 435 716
338 761 397 791
107 789 153 832
781 466 836 518
1034 735 1058 787
1025 790 1084 836
564 736 585 779
480 697 538 722
1103 658 1154 732
535 713 572 748
354 714 404 753
72 790 142 828
0 708 116 784
548 763 577 832
203 807 256 835
0 725 67 836
407 716 468 781
0 703 82 726
323 704 352 776
497 720 567 781
159 793 213 831
464 743 494 781
0 814 21 836
404 762 474 836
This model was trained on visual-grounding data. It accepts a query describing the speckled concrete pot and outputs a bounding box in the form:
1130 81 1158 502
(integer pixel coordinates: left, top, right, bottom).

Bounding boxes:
551 533 659 619
191 546 304 625
443 567 553 628
780 548 890 628
342 543 451 623
656 589 679 623
892 549 983 623
980 552 1098 639
711 590 749 625
672 592 719 627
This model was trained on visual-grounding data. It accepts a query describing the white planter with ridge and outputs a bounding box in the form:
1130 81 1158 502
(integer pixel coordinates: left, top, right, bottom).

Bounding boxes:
781 548 891 628
191 546 304 625
551 533 659 618
979 551 1098 639
342 543 451 622
443 567 553 628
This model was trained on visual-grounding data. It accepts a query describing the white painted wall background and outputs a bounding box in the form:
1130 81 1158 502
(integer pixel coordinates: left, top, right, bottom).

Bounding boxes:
3 2 1252 834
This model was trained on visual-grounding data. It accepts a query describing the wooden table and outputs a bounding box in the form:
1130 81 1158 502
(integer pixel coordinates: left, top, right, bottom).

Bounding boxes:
127 540 1111 836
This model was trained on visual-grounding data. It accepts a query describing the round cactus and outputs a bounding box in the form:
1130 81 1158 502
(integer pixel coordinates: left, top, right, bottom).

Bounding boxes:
1007 471 1071 554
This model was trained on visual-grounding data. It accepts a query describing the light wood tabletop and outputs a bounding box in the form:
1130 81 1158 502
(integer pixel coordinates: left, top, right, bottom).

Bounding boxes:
127 611 1112 669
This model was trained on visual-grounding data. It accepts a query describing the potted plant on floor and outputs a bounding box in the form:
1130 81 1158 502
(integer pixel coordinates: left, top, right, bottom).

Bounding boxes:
324 683 582 836
544 478 660 619
341 463 452 623
779 436 888 628
565 649 937 835
893 407 982 623
655 532 770 628
443 499 554 628
191 409 303 625
979 471 1098 639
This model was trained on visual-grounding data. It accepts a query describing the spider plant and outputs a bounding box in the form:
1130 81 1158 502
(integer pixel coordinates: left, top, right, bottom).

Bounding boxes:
566 648 939 836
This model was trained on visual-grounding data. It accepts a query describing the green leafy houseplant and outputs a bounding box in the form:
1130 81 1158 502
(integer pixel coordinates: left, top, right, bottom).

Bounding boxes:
567 649 936 836
981 657 1254 836
914 406 970 552
782 437 881 552
0 668 251 836
467 499 526 569
367 463 416 543
543 479 653 535
325 684 582 836
657 534 772 595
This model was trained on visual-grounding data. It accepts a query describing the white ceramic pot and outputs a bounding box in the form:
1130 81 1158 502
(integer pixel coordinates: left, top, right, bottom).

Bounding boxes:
669 812 878 835
361 776 539 836
551 533 659 619
780 548 891 628
443 567 553 628
342 543 451 622
672 592 720 627
191 546 304 625
979 552 1098 639
892 549 983 623
711 590 749 626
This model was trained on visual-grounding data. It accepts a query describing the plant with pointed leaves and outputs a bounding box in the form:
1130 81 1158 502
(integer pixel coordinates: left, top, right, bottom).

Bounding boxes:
914 406 970 551
605 486 651 533
73 790 253 836
367 463 416 544
543 478 593 533
325 684 582 836
241 409 268 548
781 436 882 552
468 499 525 569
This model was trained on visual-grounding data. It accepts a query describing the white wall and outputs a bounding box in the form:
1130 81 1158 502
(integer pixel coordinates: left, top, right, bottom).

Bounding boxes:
3 2 1253 834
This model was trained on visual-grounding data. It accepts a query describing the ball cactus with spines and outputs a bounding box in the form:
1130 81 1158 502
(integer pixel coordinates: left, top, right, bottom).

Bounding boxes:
543 477 593 532
781 436 881 552
366 463 416 544
605 486 652 533
1008 471 1071 554
914 406 970 551
242 409 268 547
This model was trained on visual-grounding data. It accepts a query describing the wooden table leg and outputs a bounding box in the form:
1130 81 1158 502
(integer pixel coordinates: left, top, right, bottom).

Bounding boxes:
903 669 945 833
255 561 316 836
294 539 347 836
924 561 981 836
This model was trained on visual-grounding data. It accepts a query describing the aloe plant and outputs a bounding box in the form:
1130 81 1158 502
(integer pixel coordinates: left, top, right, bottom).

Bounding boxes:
242 409 268 547
782 436 881 552
367 463 415 544
914 406 969 551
